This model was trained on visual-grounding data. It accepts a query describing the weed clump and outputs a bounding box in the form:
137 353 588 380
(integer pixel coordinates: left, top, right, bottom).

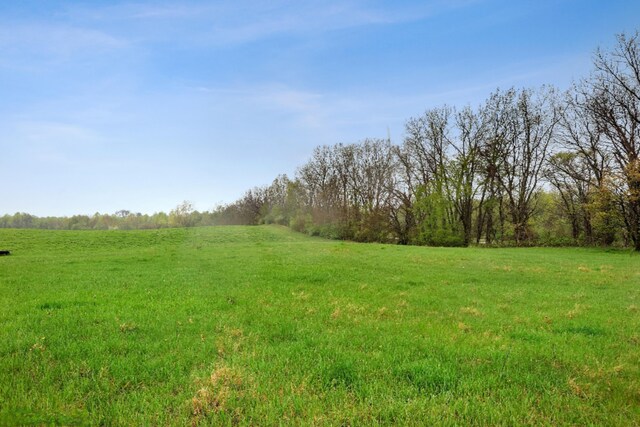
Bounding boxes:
191 365 252 425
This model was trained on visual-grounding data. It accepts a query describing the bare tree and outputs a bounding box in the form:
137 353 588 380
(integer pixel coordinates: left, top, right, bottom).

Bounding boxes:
475 89 514 244
498 87 559 244
548 88 613 243
560 89 609 186
585 31 640 250
297 145 340 224
388 144 418 244
452 106 485 245
402 107 465 245
544 152 592 241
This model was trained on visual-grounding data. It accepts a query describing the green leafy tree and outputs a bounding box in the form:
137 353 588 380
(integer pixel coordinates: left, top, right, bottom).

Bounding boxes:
169 201 195 228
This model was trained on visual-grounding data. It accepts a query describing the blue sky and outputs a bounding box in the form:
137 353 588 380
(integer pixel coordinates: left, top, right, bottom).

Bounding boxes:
1 0 638 216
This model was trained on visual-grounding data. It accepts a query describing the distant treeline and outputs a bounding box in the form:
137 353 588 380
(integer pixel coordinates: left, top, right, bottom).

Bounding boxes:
2 31 639 250
0 203 219 230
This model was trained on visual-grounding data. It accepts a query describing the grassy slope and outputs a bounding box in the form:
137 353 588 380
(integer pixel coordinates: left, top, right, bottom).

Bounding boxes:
0 226 639 425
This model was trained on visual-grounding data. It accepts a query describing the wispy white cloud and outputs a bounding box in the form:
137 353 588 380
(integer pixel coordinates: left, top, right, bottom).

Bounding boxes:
4 120 103 168
188 81 407 143
60 0 482 46
250 84 327 127
17 120 98 144
0 23 127 57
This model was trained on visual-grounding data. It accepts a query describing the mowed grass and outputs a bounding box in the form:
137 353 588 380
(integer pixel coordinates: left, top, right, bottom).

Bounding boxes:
0 226 639 426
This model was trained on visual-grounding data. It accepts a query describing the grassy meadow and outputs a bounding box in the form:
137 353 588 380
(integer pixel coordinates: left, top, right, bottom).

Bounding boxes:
0 225 639 425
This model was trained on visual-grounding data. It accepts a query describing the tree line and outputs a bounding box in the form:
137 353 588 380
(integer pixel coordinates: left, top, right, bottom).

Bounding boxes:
2 31 638 250
214 31 640 251
0 202 216 230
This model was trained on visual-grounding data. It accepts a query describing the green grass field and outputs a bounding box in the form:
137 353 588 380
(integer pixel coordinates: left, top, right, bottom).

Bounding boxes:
0 226 639 425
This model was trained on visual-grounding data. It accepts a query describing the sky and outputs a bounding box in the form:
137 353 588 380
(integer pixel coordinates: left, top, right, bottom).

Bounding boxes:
1 0 639 217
